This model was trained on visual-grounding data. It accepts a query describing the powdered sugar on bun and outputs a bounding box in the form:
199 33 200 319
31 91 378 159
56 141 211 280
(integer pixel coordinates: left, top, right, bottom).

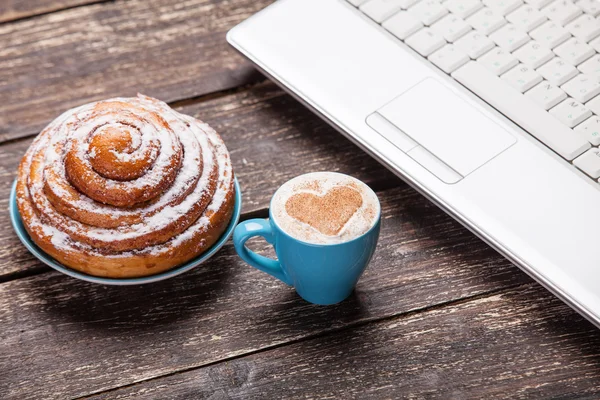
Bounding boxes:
271 172 380 245
16 94 235 278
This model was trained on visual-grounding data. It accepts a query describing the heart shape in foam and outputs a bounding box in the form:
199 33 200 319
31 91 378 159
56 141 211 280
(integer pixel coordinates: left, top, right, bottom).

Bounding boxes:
285 186 363 236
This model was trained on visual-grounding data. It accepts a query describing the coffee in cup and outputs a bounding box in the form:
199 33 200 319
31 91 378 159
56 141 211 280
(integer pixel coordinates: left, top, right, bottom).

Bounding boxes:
271 172 379 244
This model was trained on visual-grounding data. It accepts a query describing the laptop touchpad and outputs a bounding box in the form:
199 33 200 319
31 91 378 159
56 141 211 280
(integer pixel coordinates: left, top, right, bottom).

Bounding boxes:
374 78 516 181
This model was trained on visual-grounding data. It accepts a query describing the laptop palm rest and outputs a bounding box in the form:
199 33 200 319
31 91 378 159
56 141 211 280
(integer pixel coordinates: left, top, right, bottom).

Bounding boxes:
366 78 517 184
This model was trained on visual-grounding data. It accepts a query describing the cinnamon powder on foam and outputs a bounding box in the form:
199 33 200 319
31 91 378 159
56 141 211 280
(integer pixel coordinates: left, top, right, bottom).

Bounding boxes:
285 186 363 236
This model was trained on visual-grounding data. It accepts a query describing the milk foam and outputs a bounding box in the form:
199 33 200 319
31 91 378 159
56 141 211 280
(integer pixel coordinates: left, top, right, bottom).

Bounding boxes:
271 172 380 244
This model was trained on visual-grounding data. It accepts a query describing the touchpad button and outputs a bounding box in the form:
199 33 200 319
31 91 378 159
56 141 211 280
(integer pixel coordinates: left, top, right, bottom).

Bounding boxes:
378 78 516 177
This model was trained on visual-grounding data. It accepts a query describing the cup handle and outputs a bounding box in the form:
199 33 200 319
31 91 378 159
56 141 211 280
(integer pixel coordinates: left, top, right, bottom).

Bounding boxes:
233 219 292 285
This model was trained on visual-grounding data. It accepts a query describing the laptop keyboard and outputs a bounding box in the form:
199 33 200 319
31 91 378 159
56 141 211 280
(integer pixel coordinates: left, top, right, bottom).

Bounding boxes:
348 0 600 180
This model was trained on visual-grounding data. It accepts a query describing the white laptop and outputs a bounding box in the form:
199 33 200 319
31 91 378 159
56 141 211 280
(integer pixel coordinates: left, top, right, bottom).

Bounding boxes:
227 0 600 327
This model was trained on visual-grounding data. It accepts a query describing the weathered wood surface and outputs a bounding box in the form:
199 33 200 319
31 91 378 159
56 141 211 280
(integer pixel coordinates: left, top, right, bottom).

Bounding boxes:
0 0 101 23
0 81 398 279
2 1 599 399
91 284 600 400
0 186 530 399
0 0 273 143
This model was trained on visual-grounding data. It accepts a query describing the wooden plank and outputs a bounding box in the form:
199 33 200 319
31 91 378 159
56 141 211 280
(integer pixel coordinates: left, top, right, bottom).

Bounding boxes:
0 0 102 23
0 186 529 399
0 81 398 278
89 284 600 400
0 0 273 143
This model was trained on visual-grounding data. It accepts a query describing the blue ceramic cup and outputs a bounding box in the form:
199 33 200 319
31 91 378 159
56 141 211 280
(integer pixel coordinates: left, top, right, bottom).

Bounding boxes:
233 173 381 305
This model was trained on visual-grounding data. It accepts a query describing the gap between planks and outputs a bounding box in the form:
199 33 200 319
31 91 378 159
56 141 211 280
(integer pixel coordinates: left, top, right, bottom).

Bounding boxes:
168 80 269 111
74 281 531 400
0 78 270 146
0 0 115 25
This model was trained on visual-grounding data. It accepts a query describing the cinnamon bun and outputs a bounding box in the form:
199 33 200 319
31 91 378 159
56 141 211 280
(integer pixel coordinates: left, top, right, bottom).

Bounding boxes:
16 94 236 278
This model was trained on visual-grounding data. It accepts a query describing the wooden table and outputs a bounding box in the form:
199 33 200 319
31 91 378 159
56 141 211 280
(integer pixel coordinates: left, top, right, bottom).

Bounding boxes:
2 1 600 398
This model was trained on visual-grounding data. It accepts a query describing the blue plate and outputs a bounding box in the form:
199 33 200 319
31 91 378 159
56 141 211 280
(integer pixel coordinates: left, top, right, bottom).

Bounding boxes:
9 178 242 285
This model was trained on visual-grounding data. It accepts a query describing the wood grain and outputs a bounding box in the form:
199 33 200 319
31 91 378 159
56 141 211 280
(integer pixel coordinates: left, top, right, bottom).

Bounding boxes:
1 1 594 399
0 186 529 399
90 284 600 400
0 0 273 143
0 81 398 278
0 0 102 23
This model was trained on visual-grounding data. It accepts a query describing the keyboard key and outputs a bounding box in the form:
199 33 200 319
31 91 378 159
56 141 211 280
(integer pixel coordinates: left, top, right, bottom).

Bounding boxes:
403 0 423 8
575 115 600 145
489 23 531 51
513 40 555 68
360 0 405 22
455 30 496 57
467 7 508 34
431 14 472 42
578 54 600 75
405 28 447 55
573 148 600 178
452 61 590 159
483 0 523 15
408 0 448 25
347 0 370 5
529 20 572 49
589 36 600 52
537 57 579 85
383 11 424 39
478 46 519 74
565 14 600 42
501 63 543 91
576 0 600 17
526 80 567 109
428 44 471 72
550 97 592 127
585 94 600 114
523 0 553 9
561 74 600 102
444 0 484 18
542 0 582 26
506 5 548 32
554 37 595 65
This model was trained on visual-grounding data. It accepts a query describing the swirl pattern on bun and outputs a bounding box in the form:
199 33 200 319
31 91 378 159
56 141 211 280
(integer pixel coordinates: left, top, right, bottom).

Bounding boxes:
16 94 235 278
